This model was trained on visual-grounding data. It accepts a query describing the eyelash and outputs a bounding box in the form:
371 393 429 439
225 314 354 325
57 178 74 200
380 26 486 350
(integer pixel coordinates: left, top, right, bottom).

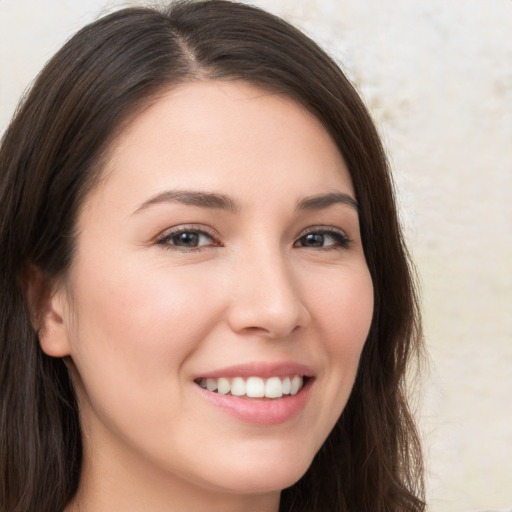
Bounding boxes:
156 226 351 251
294 227 351 250
156 225 221 252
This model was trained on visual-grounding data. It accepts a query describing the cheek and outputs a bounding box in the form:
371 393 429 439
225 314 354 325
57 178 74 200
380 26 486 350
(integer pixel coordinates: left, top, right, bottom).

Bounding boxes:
73 256 218 352
307 264 374 431
64 260 224 447
65 254 226 421
313 264 374 352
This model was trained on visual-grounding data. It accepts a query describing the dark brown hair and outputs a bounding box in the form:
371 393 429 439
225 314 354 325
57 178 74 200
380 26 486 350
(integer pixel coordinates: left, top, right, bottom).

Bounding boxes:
0 1 425 510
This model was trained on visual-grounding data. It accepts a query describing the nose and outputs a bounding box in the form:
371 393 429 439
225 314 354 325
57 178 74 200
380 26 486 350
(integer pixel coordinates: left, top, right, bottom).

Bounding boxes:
226 248 311 339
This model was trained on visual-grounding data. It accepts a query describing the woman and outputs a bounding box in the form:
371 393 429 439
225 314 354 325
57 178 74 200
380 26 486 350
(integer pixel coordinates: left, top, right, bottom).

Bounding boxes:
0 1 425 511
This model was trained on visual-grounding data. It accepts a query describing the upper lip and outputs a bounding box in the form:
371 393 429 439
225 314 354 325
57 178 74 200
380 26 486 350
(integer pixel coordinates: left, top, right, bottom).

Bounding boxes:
195 361 315 380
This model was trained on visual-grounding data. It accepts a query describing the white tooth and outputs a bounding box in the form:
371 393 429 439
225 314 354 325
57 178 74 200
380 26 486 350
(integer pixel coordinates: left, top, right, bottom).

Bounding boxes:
265 377 283 398
199 378 207 389
231 377 246 396
282 376 291 395
246 377 265 398
206 378 218 392
217 377 231 395
290 376 303 395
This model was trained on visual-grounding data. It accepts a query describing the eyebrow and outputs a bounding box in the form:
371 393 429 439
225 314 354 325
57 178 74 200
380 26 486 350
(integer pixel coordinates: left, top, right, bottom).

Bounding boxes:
296 192 359 212
133 190 358 215
133 190 239 214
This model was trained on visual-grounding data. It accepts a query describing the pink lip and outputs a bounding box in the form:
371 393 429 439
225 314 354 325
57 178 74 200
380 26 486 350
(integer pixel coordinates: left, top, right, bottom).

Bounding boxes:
195 361 315 380
195 378 313 425
193 361 315 426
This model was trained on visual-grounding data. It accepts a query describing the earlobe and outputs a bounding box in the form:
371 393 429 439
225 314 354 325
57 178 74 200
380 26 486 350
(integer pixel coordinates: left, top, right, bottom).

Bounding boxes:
21 265 73 358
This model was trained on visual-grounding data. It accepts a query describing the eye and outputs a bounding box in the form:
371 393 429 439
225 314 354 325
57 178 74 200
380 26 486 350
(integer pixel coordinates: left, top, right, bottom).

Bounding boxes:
157 227 218 250
294 228 350 249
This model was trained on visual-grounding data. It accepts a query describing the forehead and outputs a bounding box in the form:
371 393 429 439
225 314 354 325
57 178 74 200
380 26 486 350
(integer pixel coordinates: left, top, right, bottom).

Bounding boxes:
89 80 354 213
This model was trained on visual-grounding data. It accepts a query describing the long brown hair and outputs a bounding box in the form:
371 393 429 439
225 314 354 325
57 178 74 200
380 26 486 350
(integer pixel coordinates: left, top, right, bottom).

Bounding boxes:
0 1 425 510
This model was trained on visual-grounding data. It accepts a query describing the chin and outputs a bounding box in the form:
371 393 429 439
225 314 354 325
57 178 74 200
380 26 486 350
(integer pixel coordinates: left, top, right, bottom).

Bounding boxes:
202 449 314 495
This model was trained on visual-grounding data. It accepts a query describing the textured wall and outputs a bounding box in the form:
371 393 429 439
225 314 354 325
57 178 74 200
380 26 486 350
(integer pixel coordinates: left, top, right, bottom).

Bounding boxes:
1 1 511 511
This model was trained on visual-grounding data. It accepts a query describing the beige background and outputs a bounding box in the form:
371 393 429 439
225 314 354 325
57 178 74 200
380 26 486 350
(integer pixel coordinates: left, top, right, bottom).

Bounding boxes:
1 1 511 510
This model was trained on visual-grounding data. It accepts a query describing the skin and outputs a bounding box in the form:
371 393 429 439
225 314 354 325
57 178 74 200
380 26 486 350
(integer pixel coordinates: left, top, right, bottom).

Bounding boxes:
40 81 374 512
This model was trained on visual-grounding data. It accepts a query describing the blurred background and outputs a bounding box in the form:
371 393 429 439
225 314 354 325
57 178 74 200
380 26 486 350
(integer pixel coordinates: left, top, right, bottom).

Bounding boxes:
1 1 511 510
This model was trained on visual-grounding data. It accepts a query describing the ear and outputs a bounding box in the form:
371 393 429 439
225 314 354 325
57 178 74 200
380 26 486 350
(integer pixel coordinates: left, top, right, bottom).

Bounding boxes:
22 265 73 358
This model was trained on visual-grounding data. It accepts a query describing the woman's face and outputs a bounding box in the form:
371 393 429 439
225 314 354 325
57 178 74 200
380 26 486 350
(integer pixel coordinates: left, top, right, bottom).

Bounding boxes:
47 81 374 508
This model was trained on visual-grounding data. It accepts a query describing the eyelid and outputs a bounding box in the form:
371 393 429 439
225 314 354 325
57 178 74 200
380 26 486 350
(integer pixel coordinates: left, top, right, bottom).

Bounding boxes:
156 224 221 250
154 224 350 251
299 226 348 237
294 226 351 248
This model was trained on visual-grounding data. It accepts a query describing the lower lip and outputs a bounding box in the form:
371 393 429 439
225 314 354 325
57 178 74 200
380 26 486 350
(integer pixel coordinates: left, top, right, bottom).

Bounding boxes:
195 379 313 425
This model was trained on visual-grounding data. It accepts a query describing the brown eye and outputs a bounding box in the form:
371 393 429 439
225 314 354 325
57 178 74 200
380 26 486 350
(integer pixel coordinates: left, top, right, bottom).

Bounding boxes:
300 233 325 247
171 232 201 247
158 229 216 249
295 229 350 249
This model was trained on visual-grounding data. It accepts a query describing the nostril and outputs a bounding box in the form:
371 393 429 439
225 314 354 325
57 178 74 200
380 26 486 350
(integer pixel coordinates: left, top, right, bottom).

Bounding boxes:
226 298 310 339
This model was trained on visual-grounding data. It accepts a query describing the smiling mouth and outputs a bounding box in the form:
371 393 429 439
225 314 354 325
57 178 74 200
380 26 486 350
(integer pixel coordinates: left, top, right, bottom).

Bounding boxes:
194 375 306 399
